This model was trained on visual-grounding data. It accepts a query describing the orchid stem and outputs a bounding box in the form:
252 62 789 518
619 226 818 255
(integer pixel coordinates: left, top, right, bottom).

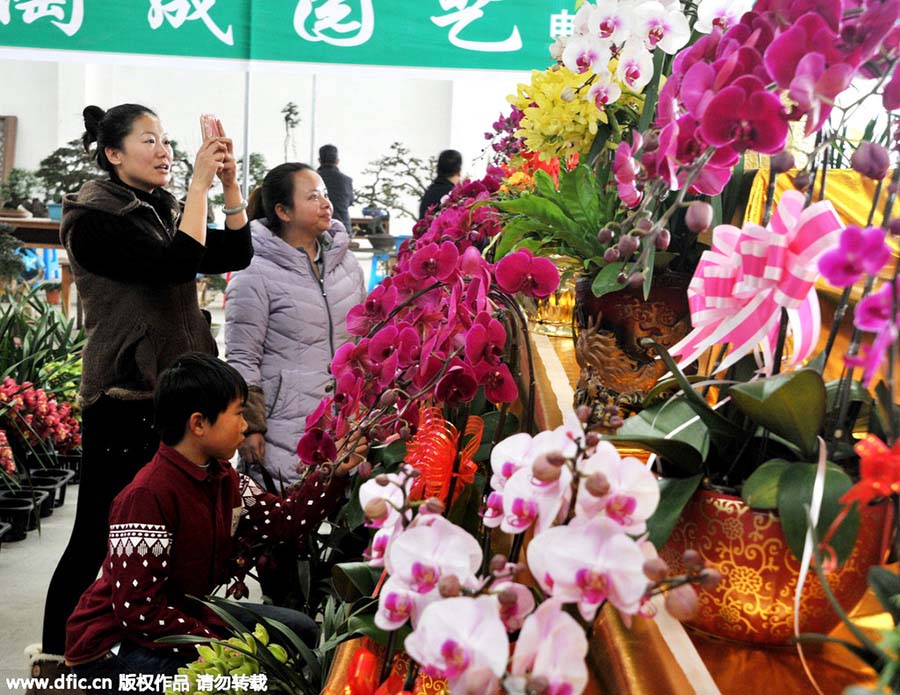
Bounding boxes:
380 630 397 684
771 308 790 376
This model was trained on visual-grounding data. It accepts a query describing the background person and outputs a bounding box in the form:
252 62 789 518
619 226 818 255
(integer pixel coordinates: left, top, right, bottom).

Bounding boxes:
32 103 253 683
317 144 354 235
418 148 462 219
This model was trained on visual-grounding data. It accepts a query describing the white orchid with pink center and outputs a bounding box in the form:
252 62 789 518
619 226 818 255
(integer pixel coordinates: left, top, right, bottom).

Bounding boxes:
510 599 589 695
499 463 573 535
576 441 659 534
493 581 537 632
358 466 415 566
527 516 649 621
404 596 509 692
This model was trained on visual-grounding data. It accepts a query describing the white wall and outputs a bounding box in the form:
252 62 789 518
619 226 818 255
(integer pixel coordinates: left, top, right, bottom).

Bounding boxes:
0 58 528 234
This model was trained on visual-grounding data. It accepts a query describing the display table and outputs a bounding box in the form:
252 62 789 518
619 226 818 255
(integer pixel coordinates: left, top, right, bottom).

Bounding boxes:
530 333 881 695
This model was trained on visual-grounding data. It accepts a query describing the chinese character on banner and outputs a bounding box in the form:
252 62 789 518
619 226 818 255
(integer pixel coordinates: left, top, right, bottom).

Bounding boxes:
248 674 268 692
170 674 191 693
293 0 374 47
549 8 574 38
147 0 234 46
431 0 521 52
118 674 137 692
0 0 83 36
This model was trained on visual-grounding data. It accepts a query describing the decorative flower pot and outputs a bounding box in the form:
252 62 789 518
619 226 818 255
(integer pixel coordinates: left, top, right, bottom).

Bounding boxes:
0 489 51 526
0 496 37 539
573 272 691 424
660 488 888 645
520 272 575 337
43 288 61 305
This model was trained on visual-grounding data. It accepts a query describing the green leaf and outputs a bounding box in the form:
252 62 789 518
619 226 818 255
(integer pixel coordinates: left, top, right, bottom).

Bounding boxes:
474 410 520 461
532 168 559 200
448 469 487 537
371 440 407 466
642 243 656 301
558 165 601 231
346 614 411 648
741 459 791 509
495 196 594 258
730 369 826 459
331 562 382 602
777 463 859 565
591 261 625 297
868 566 900 624
647 474 703 549
644 341 745 443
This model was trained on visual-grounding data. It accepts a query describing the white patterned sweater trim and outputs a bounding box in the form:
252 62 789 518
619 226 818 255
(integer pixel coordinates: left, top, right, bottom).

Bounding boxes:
108 523 173 557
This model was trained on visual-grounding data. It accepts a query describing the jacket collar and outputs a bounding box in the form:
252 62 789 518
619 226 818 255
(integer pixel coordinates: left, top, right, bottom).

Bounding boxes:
249 218 349 275
157 443 231 482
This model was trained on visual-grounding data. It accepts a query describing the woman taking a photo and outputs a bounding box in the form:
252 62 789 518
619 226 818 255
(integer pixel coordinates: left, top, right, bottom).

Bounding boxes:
32 103 253 679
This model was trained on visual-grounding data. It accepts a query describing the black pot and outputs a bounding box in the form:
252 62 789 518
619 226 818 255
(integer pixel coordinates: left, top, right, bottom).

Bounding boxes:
32 468 76 507
0 496 37 539
0 489 51 524
55 452 82 484
367 234 396 253
0 520 10 550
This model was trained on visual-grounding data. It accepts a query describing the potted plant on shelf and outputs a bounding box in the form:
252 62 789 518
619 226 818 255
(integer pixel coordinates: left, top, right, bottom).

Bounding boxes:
0 227 24 293
39 280 61 305
0 168 40 218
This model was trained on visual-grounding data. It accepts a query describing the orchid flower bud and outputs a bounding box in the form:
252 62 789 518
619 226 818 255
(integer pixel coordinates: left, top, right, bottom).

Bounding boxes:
532 456 562 482
682 549 704 571
889 218 900 237
490 554 508 574
584 431 600 447
603 247 621 263
356 460 372 479
792 172 812 191
576 404 592 423
560 86 576 103
655 228 671 250
459 246 484 276
597 227 614 244
364 498 389 521
700 568 723 589
685 201 714 233
457 667 501 695
375 474 391 487
643 557 669 583
851 142 891 180
585 472 610 497
664 584 699 621
438 574 461 597
423 497 445 515
770 151 795 174
626 273 644 288
618 234 639 256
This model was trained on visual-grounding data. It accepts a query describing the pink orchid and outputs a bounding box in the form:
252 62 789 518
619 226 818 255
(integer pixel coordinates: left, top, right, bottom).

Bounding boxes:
510 599 589 695
375 575 437 631
495 248 561 299
576 442 660 534
700 76 788 154
788 54 854 135
615 41 655 91
409 241 460 282
295 427 337 466
855 281 899 333
474 362 519 403
846 325 899 387
489 431 534 491
481 491 505 529
613 132 643 208
635 1 691 54
346 283 398 336
493 581 536 632
465 313 507 366
819 226 892 288
884 67 900 110
434 361 479 405
386 514 483 594
763 12 842 89
359 466 414 532
527 516 648 620
500 463 573 536
404 596 509 690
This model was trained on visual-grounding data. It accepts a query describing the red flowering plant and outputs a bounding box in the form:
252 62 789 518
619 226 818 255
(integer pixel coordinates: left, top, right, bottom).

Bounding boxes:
0 375 81 487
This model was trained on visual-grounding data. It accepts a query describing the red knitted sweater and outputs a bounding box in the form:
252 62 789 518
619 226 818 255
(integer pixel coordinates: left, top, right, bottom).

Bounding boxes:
65 444 347 664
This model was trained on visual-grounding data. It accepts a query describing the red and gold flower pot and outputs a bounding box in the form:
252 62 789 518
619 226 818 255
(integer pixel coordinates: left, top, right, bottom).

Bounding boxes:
660 488 889 645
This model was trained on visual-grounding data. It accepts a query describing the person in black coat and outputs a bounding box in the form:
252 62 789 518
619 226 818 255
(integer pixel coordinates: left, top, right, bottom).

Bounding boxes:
419 149 462 219
317 144 354 235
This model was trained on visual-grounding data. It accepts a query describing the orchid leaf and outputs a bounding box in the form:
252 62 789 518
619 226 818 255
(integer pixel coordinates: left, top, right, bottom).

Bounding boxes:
777 463 858 565
868 565 900 624
647 474 703 550
643 340 744 442
558 164 601 231
731 369 825 459
613 398 708 475
741 459 791 509
495 218 547 259
532 168 559 200
332 562 382 602
591 262 625 297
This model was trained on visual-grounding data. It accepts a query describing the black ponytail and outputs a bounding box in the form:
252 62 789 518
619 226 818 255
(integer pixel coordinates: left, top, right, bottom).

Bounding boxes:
261 162 312 235
81 103 157 174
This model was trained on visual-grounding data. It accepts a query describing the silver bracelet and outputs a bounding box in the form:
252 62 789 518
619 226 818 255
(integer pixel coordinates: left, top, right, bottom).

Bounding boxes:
223 199 248 215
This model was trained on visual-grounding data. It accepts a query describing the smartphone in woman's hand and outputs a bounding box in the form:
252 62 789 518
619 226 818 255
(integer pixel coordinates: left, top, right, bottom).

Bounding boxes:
200 113 220 141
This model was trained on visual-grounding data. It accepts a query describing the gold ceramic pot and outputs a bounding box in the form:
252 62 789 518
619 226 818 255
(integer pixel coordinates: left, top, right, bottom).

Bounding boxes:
660 488 889 645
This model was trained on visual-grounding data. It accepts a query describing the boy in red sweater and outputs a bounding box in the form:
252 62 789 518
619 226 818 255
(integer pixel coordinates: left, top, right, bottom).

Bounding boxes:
64 353 352 691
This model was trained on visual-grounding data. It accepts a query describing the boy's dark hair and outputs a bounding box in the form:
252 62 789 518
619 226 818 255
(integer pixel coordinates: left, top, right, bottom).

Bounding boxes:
82 103 158 175
261 162 313 236
154 353 248 446
437 149 462 178
319 144 338 165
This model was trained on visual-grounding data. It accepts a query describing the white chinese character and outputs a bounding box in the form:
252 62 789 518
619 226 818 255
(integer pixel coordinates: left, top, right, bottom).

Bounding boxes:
0 0 83 35
118 674 138 692
171 674 191 692
550 8 574 38
248 674 268 691
147 0 234 46
137 674 155 692
232 674 251 691
430 0 521 52
196 674 215 691
153 674 172 691
213 676 231 691
293 0 374 47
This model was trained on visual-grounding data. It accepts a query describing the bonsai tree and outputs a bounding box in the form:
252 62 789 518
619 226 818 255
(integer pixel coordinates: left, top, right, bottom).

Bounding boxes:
359 142 436 220
282 102 301 162
0 168 40 212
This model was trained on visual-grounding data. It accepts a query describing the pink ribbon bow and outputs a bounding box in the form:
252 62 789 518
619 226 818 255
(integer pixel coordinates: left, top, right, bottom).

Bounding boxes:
670 190 843 373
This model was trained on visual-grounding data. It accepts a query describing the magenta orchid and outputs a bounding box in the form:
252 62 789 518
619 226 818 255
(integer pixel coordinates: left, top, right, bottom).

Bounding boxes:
819 226 892 288
495 249 561 299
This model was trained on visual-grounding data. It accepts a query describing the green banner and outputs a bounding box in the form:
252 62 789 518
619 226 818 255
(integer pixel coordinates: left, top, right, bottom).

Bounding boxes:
0 0 576 71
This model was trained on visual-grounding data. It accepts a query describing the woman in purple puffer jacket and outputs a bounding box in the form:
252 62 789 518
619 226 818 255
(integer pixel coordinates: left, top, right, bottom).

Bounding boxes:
225 163 365 490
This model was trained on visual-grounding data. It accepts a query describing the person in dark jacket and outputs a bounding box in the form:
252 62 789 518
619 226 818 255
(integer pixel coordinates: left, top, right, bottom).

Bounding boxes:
317 144 354 235
418 149 462 219
65 353 353 690
32 104 253 681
